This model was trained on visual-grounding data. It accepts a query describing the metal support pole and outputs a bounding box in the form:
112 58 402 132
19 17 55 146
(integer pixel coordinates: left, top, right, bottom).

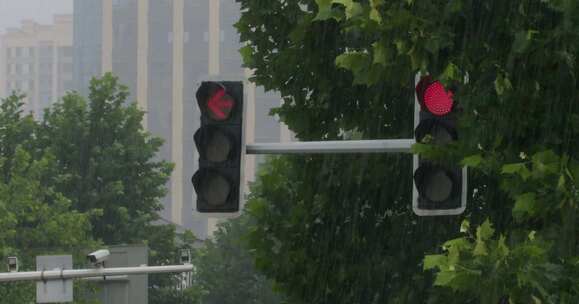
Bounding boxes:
0 264 193 283
246 139 415 155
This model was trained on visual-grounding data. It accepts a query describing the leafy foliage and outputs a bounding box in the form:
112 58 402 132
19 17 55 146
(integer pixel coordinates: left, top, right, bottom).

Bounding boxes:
0 74 194 303
0 94 97 303
236 0 579 303
38 74 173 245
195 215 285 304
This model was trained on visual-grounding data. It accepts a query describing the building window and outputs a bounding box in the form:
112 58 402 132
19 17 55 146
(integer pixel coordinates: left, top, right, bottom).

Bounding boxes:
61 62 73 73
39 45 54 58
59 46 73 57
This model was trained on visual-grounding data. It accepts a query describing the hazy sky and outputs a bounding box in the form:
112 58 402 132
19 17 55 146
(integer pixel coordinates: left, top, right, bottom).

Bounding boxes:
0 0 72 33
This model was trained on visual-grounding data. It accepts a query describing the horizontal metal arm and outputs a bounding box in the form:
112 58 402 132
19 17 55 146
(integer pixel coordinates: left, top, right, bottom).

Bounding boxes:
0 264 193 283
246 139 415 154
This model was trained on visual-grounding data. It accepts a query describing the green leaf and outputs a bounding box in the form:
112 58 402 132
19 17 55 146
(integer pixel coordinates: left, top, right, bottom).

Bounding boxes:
473 220 494 256
557 174 566 191
424 254 446 270
372 42 388 66
460 219 470 233
335 52 369 71
476 219 495 241
513 30 539 53
494 73 512 95
441 62 461 83
461 154 483 168
513 192 537 218
333 0 363 19
531 150 559 176
446 0 463 14
473 240 488 256
369 8 382 23
239 45 254 66
314 0 334 20
433 271 456 287
501 162 531 180
497 235 510 257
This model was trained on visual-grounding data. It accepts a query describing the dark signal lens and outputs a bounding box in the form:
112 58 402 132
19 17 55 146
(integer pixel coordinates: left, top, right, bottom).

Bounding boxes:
201 172 231 206
414 164 458 203
194 127 234 163
193 170 232 207
205 130 232 163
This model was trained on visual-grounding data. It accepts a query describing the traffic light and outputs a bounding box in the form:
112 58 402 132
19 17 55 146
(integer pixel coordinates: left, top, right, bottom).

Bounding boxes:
412 75 467 216
192 81 244 213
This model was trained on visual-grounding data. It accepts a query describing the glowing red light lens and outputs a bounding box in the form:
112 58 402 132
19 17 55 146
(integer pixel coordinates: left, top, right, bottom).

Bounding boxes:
423 81 453 116
207 87 234 121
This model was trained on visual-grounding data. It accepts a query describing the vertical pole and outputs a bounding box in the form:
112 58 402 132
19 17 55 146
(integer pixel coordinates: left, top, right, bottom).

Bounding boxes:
208 0 220 76
171 0 185 226
101 0 113 74
0 37 6 99
51 43 59 106
137 0 149 129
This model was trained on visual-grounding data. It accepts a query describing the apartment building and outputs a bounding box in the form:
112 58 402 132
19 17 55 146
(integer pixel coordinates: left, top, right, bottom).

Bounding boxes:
0 15 73 116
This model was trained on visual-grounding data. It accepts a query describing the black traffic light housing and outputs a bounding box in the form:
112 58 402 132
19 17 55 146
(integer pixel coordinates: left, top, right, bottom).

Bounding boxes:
192 81 244 213
412 75 467 216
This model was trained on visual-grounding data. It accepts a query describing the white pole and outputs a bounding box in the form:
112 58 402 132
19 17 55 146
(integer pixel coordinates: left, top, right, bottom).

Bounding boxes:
246 139 415 154
0 265 193 283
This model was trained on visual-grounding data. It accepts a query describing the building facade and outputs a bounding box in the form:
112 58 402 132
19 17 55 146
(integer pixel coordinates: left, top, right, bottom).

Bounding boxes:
73 0 290 238
0 15 73 116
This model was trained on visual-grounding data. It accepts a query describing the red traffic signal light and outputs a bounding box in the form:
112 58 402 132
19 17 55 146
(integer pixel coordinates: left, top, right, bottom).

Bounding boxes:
192 81 244 214
412 74 466 216
196 82 236 122
416 75 454 116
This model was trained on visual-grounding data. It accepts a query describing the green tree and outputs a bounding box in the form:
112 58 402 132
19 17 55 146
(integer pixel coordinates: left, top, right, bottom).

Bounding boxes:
0 94 97 303
195 214 285 304
38 73 173 245
37 74 200 303
236 0 579 303
0 75 196 303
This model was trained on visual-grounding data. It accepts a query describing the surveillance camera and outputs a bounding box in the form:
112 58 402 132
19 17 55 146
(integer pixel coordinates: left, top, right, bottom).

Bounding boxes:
87 249 110 265
7 257 18 273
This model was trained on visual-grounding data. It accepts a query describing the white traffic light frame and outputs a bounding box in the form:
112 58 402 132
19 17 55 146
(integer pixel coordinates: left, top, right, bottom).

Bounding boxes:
412 73 467 216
